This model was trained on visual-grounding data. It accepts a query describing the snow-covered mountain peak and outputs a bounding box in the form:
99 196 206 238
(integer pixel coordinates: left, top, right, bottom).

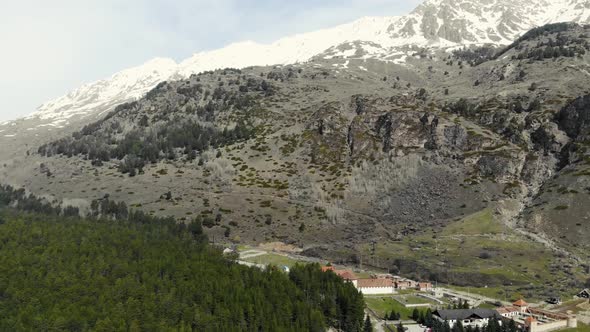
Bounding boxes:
387 0 590 46
10 0 590 133
28 57 178 123
175 15 401 77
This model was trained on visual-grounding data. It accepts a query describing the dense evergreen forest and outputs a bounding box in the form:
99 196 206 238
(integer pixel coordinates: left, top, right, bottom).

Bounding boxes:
0 185 365 331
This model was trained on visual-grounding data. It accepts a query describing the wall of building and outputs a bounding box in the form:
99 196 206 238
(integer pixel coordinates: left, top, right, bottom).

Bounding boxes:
529 320 567 332
436 317 490 329
359 286 395 295
567 316 577 329
500 312 519 318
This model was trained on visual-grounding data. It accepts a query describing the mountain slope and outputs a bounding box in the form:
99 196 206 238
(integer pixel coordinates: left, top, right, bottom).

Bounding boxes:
7 0 590 134
6 23 589 296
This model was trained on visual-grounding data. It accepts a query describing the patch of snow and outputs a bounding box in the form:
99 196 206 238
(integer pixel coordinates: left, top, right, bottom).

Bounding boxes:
393 55 408 65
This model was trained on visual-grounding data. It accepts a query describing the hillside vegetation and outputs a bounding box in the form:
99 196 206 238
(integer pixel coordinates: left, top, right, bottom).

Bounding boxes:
3 23 590 298
0 188 365 331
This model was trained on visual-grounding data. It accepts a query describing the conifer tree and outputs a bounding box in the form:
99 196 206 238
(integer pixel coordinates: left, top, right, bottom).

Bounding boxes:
412 308 420 321
364 315 373 332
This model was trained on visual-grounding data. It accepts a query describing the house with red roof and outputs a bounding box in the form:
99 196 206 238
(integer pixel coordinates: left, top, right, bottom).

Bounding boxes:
417 282 433 291
335 270 357 281
394 278 417 290
321 266 358 287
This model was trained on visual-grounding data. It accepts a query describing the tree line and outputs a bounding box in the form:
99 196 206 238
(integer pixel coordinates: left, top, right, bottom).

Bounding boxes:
0 184 366 331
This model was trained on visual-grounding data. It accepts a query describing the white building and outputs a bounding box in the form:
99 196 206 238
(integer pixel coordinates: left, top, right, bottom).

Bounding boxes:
357 278 395 295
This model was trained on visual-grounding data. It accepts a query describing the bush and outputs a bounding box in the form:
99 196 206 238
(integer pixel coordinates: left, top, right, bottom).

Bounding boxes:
479 251 492 259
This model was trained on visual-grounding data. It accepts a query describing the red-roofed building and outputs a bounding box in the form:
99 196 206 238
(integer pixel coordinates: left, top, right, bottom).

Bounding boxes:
524 316 538 331
395 279 417 290
513 299 529 313
322 267 358 287
335 270 357 281
417 282 433 291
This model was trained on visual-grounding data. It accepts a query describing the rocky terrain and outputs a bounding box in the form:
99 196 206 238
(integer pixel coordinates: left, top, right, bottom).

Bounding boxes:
2 15 590 299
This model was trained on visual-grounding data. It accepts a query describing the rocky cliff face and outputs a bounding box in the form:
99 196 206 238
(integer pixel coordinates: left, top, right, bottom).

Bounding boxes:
391 0 590 45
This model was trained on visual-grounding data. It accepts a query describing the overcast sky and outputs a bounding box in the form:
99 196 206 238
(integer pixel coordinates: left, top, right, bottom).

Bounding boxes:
0 0 421 122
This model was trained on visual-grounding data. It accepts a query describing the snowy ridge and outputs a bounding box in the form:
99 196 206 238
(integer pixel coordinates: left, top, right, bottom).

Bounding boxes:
15 0 590 130
29 58 177 121
176 16 401 77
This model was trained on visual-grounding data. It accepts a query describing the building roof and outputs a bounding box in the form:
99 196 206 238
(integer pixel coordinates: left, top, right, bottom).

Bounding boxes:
357 278 394 288
418 282 432 287
321 266 335 272
434 309 499 321
525 317 537 325
513 299 528 307
335 270 357 280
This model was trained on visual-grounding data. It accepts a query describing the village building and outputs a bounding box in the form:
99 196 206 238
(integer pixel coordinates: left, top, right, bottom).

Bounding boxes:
496 299 577 332
320 265 432 296
433 309 500 328
334 270 358 287
394 278 417 290
417 282 433 291
497 306 520 318
321 266 358 287
356 278 396 295
514 299 529 311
